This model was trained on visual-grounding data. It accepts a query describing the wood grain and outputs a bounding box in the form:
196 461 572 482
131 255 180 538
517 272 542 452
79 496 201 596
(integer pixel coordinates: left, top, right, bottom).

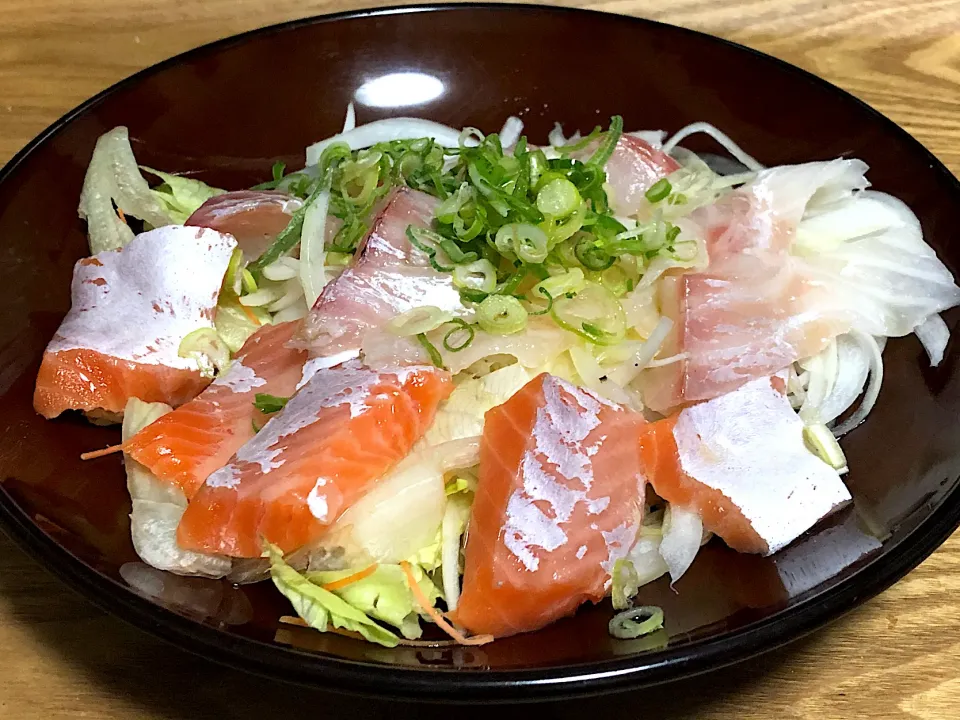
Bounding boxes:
2 1 959 718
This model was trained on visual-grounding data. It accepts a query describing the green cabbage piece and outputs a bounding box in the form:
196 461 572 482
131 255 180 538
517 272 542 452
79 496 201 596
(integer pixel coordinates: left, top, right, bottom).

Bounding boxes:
142 167 225 224
266 543 400 647
307 564 441 640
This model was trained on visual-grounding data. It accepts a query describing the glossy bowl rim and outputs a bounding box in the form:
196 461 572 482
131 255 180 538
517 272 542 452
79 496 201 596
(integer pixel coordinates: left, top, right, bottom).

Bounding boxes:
1 2 959 702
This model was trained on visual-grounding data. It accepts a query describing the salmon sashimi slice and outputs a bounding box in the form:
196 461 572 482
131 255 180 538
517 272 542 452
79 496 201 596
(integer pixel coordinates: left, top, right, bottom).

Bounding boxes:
602 135 681 216
640 376 851 555
298 187 467 363
642 160 868 412
177 361 452 558
124 321 307 499
34 225 237 419
452 373 646 638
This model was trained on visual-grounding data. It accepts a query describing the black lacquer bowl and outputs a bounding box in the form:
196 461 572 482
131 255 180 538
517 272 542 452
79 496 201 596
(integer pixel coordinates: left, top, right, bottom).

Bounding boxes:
1 3 958 702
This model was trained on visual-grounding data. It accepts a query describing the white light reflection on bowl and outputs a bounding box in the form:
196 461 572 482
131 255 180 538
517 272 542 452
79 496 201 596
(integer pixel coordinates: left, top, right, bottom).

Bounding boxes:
354 72 444 108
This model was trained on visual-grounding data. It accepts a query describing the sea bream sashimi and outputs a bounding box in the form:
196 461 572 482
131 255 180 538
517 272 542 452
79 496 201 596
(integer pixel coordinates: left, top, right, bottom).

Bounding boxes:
298 186 467 363
642 160 960 412
640 375 851 555
33 225 237 420
176 361 452 558
124 321 307 499
452 373 646 638
601 135 680 216
186 190 303 260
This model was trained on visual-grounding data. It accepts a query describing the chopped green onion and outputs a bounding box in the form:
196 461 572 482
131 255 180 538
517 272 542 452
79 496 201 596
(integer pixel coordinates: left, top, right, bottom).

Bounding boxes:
477 294 527 335
326 252 352 267
586 116 624 169
387 306 455 336
608 606 664 640
533 268 586 299
222 247 244 295
551 283 626 346
526 286 554 316
495 223 549 264
542 202 586 242
536 178 581 217
600 264 634 297
241 268 258 294
496 266 527 296
178 328 230 379
452 259 498 294
416 332 445 368
574 233 615 270
459 287 489 304
645 178 672 203
612 559 640 611
438 238 477 264
253 393 289 414
803 423 848 471
442 318 476 352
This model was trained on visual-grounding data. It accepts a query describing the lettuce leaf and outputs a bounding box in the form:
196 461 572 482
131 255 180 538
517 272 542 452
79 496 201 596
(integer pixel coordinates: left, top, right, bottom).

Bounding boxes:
142 167 224 224
307 564 441 640
266 543 400 647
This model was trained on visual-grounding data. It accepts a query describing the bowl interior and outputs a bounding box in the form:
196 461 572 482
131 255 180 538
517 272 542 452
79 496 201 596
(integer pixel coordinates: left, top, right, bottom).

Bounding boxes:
1 4 959 698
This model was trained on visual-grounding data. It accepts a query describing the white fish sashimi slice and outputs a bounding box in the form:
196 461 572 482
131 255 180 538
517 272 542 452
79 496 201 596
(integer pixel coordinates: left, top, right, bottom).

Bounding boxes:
122 398 232 578
298 187 468 360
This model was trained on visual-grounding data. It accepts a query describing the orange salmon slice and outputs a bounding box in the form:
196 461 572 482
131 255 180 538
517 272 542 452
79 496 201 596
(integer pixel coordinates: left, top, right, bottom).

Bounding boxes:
640 376 851 555
33 225 236 419
453 373 646 639
124 321 307 499
177 362 452 558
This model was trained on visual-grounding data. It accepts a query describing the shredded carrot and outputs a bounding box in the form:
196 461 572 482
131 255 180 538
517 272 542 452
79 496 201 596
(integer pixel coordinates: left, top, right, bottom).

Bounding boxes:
399 561 493 646
241 303 261 326
321 564 378 592
117 208 127 225
80 443 125 460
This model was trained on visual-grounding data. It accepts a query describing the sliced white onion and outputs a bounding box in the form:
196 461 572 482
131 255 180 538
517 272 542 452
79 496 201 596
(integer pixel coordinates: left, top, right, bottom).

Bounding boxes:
440 495 471 611
306 119 464 166
265 280 305 313
833 330 884 436
548 122 569 147
342 102 356 133
271 298 308 323
298 189 331 307
818 334 870 424
627 535 669 587
238 286 284 307
498 116 523 148
620 317 674 385
658 504 703 583
798 338 838 423
662 122 764 172
262 259 299 282
915 313 950 367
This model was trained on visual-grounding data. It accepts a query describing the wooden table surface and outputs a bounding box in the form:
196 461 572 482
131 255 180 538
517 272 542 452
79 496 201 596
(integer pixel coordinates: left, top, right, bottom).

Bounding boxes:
2 0 960 717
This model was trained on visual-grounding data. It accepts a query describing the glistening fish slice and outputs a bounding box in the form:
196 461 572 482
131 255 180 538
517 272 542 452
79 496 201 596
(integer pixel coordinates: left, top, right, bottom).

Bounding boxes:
177 361 452 558
33 225 237 419
297 187 468 362
640 376 851 556
124 321 307 499
452 373 646 639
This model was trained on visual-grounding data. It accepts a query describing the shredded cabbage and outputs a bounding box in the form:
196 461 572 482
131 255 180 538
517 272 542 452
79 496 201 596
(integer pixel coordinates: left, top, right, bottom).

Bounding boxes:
267 542 401 647
79 127 173 253
122 398 231 578
141 167 224 224
306 564 441 640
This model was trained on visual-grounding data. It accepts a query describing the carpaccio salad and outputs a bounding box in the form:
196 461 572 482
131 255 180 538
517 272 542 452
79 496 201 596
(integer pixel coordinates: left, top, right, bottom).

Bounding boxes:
34 109 960 646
